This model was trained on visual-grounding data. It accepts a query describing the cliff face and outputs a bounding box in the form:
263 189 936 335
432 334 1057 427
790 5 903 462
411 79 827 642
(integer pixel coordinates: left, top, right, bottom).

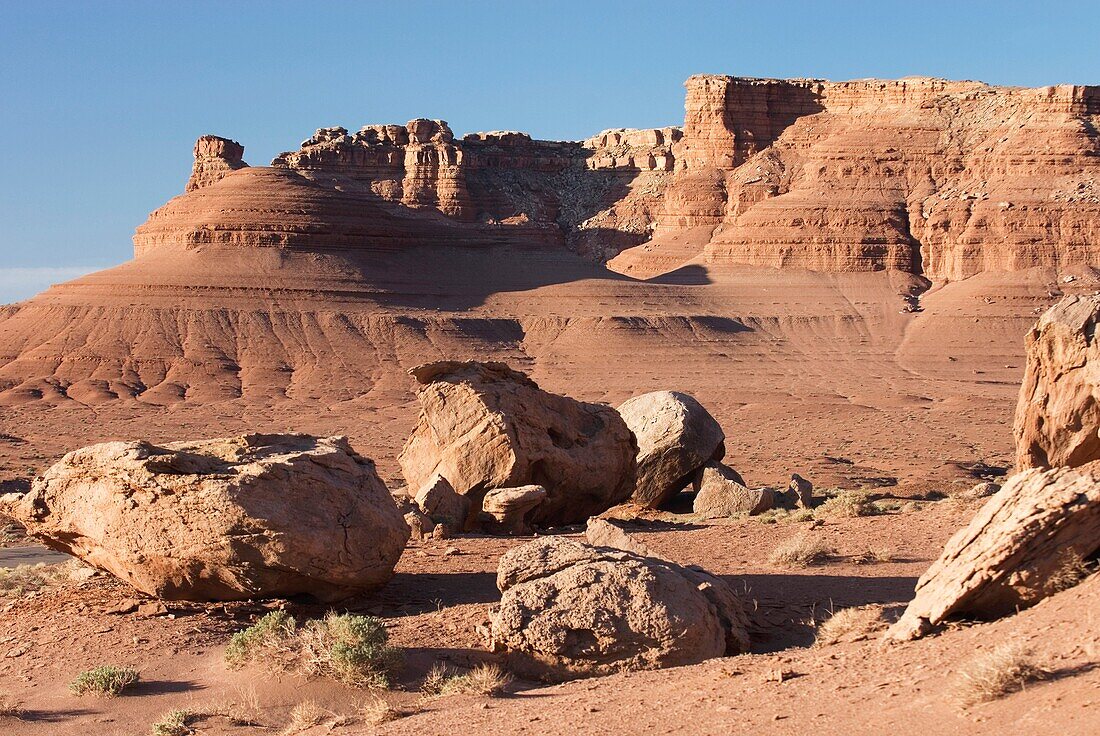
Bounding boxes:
668 76 1100 279
1 73 1097 414
159 75 1100 282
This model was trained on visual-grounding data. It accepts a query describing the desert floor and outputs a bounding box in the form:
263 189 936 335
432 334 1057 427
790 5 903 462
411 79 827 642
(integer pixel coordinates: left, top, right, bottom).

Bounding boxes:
1 263 1098 734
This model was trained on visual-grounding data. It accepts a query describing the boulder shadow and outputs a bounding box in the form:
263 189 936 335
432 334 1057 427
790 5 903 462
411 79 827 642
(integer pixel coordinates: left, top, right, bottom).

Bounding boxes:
17 708 96 723
726 573 919 652
129 678 204 696
346 571 501 616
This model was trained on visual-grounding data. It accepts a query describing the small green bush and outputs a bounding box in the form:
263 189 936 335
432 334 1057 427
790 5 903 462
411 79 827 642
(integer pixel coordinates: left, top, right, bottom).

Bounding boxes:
69 665 139 697
225 611 399 688
224 610 296 669
300 612 401 688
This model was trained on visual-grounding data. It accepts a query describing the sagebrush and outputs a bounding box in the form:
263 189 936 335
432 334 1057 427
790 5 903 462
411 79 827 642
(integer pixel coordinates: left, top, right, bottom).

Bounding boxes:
69 665 139 697
226 611 400 688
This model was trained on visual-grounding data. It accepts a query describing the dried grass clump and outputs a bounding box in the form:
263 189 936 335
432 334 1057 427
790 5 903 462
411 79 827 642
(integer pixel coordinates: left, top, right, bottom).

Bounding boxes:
814 605 887 645
955 642 1049 707
814 489 876 519
755 508 815 525
191 692 263 728
353 696 406 726
225 611 400 688
421 662 512 697
151 710 192 736
0 695 25 719
69 665 139 697
1044 549 1095 595
853 547 895 564
0 561 74 599
282 700 328 734
768 534 836 567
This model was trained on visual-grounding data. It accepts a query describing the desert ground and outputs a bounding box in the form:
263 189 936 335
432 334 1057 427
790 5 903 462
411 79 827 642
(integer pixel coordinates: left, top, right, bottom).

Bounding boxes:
1 74 1098 734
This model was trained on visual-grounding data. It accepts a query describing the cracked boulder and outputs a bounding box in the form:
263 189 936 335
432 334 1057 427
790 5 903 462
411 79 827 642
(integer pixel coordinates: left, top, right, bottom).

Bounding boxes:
488 536 750 681
4 434 408 602
617 391 726 508
399 361 637 529
887 462 1100 640
1014 294 1100 470
692 462 774 518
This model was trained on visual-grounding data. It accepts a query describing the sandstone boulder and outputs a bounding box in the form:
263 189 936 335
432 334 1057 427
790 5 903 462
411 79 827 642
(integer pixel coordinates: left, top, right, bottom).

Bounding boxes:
887 462 1100 640
5 434 409 602
692 462 774 518
404 508 435 541
414 472 471 527
1014 295 1100 470
399 361 636 529
584 517 653 556
480 485 548 534
788 473 813 508
617 391 726 508
489 537 750 681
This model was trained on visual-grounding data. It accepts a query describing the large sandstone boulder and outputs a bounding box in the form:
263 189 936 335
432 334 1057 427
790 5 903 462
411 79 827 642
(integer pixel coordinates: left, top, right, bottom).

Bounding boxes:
5 434 409 602
617 391 726 508
887 462 1100 640
1014 294 1100 470
398 361 636 529
488 537 750 681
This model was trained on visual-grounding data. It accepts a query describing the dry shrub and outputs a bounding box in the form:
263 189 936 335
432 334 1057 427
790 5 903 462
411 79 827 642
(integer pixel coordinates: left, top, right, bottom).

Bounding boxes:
1044 549 1094 595
755 508 816 525
853 547 895 564
282 700 328 734
955 642 1049 707
421 662 512 697
225 611 400 688
768 534 836 566
0 695 24 719
69 665 139 697
354 696 405 726
191 690 263 728
814 489 876 519
815 605 887 645
151 710 192 736
0 561 77 599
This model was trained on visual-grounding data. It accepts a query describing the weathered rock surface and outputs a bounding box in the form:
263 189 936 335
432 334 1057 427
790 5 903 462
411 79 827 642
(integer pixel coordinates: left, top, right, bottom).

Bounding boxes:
489 537 750 681
671 76 1100 280
186 135 248 192
692 462 773 518
4 434 409 602
480 485 548 534
617 391 725 508
399 361 636 529
787 473 813 508
888 462 1100 640
414 472 472 528
584 517 653 556
1014 294 1100 470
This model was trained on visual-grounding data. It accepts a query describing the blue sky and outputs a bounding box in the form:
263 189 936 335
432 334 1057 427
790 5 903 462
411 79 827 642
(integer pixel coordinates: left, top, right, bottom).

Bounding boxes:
2 1 1099 302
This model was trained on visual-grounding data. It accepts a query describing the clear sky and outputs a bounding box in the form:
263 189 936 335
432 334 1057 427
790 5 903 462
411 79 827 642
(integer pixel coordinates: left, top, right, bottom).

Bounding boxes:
2 1 1099 301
